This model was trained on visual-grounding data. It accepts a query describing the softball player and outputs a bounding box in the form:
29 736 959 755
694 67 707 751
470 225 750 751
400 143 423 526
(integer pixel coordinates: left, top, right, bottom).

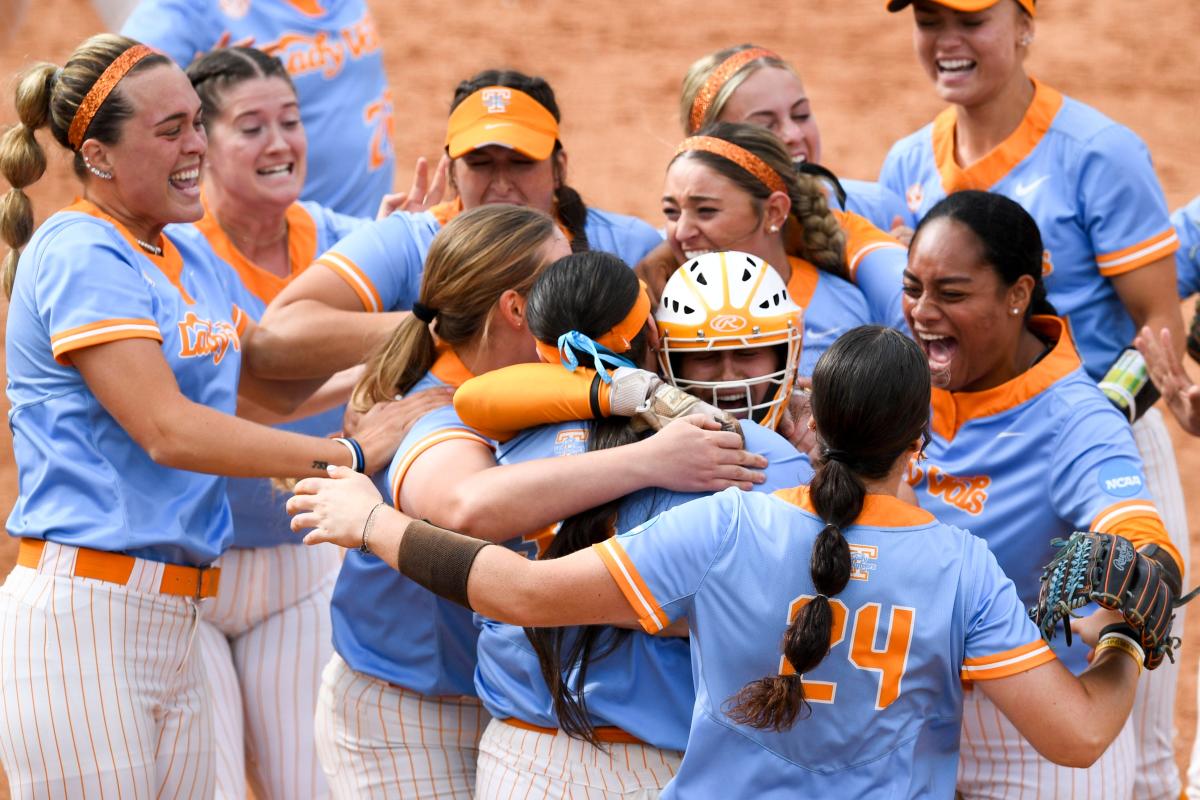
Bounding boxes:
682 43 913 232
0 35 411 798
291 325 1146 799
882 4 1188 793
121 0 395 218
251 69 664 381
174 46 371 800
902 191 1183 798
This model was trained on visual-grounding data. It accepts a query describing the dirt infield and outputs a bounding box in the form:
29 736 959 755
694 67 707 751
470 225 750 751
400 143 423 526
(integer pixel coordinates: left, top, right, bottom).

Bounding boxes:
1 0 1199 793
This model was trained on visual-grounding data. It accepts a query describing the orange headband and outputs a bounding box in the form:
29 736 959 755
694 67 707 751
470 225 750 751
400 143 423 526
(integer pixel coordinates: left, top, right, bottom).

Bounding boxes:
688 47 781 133
67 44 155 150
676 136 787 195
535 281 653 365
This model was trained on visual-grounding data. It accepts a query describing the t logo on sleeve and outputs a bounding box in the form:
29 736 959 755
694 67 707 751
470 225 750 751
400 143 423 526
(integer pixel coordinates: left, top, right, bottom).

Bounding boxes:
1098 459 1145 498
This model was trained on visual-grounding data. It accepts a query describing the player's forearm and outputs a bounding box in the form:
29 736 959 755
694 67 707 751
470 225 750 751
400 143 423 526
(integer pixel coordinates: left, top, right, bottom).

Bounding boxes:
145 398 357 478
237 366 362 426
1056 650 1141 766
437 441 659 541
250 300 407 379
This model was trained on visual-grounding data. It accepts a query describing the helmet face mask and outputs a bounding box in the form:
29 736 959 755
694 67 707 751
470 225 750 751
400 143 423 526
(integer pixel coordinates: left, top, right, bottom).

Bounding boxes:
655 251 804 430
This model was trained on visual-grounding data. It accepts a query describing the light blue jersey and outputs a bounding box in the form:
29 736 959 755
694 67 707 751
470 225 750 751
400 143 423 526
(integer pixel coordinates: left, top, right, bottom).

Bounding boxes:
881 79 1179 381
6 200 247 566
836 209 910 332
315 200 663 314
1172 195 1200 298
785 256 873 376
595 485 1053 798
842 177 916 233
908 316 1176 674
122 0 394 218
474 419 812 750
173 200 367 548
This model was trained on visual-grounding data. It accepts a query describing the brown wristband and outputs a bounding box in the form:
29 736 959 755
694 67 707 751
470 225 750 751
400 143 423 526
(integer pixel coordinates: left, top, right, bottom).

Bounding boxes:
397 519 490 609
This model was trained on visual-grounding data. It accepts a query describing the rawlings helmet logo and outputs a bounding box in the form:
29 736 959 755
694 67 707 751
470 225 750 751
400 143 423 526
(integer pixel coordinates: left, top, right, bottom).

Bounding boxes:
482 88 512 113
710 314 747 333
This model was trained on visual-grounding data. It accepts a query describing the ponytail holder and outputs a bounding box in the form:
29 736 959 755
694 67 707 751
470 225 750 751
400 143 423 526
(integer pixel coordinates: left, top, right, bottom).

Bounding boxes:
535 330 636 384
67 44 155 150
689 47 781 133
676 136 787 196
411 301 437 325
814 593 829 601
821 446 853 464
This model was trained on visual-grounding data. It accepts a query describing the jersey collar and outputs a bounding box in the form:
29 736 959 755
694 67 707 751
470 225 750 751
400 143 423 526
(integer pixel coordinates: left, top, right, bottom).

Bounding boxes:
194 196 318 303
930 315 1081 441
932 78 1064 194
785 256 821 308
430 344 476 388
773 485 935 527
66 197 195 305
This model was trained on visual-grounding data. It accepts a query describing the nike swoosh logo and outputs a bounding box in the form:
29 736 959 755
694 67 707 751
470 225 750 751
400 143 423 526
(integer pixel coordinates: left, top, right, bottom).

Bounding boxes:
996 431 1025 439
1014 175 1049 197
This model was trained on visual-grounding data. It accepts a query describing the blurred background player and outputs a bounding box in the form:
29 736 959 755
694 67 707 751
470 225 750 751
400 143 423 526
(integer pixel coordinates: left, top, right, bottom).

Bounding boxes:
902 190 1183 798
120 0 395 218
290 325 1148 798
881 3 1187 794
249 69 663 381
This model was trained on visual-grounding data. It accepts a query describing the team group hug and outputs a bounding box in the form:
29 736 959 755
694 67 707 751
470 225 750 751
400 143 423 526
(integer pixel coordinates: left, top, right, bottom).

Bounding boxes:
3 0 1200 797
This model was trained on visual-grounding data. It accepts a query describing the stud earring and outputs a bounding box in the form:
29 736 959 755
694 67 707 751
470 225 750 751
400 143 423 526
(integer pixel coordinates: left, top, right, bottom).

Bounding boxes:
1010 307 1021 316
768 224 779 234
1019 33 1033 46
84 158 112 180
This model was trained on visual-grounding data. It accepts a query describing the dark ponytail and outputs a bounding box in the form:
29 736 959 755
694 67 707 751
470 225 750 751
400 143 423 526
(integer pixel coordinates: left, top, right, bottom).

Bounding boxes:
521 251 646 745
450 69 591 252
726 326 931 730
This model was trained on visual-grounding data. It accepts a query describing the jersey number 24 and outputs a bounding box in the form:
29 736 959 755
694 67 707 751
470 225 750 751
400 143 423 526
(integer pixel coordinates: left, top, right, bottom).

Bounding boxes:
779 594 915 710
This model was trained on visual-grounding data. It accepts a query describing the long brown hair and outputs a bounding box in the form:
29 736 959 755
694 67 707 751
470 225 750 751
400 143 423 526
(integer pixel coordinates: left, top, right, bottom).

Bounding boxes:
352 204 559 409
0 34 170 296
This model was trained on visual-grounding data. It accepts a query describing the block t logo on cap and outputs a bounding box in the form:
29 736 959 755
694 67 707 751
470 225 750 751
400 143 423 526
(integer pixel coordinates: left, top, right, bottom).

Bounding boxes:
481 88 512 114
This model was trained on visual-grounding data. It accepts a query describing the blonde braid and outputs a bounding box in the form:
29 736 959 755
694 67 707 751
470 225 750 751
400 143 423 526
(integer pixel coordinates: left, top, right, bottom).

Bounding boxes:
785 169 848 280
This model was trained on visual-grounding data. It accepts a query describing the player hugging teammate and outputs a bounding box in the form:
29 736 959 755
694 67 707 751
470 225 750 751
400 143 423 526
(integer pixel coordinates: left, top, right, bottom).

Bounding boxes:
0 0 1196 798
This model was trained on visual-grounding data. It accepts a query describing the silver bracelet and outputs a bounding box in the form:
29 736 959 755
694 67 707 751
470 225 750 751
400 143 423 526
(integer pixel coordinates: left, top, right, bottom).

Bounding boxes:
359 502 388 555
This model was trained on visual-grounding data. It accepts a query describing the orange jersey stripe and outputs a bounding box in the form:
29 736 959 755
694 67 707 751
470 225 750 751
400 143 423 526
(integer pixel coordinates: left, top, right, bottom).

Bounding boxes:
961 640 1057 681
593 538 669 634
1090 500 1182 575
316 252 384 313
1095 229 1179 276
51 317 163 365
388 429 494 507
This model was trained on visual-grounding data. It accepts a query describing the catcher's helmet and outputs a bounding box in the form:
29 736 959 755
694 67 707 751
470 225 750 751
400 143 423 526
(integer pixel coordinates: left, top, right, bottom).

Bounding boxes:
656 251 803 430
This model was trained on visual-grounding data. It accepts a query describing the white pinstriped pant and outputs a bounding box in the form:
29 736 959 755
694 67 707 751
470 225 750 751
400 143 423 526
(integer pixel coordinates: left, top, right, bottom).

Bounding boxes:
957 408 1188 799
474 718 681 799
199 543 340 800
0 544 216 800
314 653 489 799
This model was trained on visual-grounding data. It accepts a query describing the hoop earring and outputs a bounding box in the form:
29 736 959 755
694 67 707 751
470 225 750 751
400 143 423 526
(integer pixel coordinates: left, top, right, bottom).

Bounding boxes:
84 158 112 180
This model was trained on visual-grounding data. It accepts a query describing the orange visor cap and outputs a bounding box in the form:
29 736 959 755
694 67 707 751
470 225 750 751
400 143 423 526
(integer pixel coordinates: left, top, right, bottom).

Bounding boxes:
886 0 1035 15
445 86 560 160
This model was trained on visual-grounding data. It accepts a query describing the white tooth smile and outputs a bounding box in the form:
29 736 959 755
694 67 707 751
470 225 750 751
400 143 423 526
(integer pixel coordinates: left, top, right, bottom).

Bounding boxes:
258 164 292 175
938 59 974 72
683 250 712 260
169 167 200 182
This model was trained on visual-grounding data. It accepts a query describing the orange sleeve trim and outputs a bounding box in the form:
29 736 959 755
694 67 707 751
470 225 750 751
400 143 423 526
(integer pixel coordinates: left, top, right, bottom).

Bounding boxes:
51 317 162 365
1096 229 1179 276
961 640 1057 681
593 538 669 634
1090 501 1182 575
315 252 384 313
847 240 906 283
833 209 907 282
389 429 494 507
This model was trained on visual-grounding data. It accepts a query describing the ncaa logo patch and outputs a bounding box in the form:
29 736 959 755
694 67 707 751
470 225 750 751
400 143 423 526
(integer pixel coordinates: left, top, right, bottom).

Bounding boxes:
1098 459 1144 498
710 314 747 333
481 88 512 113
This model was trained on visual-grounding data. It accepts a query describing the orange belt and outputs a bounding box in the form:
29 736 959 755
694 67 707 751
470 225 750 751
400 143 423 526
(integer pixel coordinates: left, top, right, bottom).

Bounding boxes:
503 716 646 745
18 539 220 599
